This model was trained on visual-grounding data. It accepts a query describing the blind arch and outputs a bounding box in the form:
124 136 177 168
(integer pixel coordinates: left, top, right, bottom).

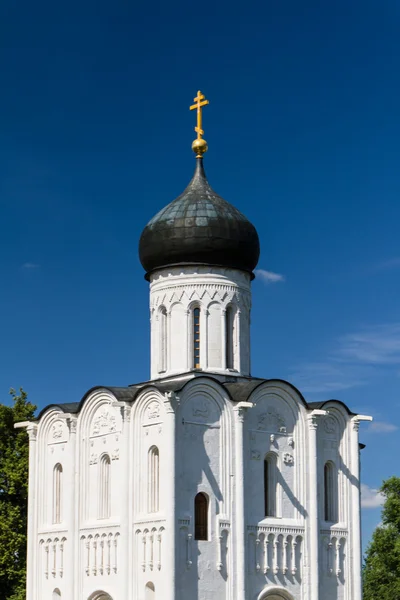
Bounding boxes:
225 306 235 369
52 464 63 524
148 446 160 513
99 454 111 519
158 306 167 373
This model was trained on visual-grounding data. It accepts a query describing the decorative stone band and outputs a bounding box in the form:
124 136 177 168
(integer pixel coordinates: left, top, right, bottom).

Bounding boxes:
248 525 304 577
79 529 120 577
320 530 348 578
38 535 67 580
134 525 165 573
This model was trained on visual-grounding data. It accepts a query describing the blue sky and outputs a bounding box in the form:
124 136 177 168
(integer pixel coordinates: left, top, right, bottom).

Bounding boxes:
1 0 399 549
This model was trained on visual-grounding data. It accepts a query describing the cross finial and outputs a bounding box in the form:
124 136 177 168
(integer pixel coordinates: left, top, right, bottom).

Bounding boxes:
189 90 209 157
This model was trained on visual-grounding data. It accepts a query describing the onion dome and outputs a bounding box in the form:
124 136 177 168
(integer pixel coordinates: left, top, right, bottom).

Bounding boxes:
139 157 260 278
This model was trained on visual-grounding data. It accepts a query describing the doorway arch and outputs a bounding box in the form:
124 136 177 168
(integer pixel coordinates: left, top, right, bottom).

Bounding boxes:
88 592 113 600
258 587 294 600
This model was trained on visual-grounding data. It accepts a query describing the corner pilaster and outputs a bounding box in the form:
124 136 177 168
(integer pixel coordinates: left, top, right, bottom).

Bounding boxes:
163 391 180 600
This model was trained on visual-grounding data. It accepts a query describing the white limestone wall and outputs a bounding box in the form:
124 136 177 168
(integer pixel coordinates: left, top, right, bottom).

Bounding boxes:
244 383 307 600
316 404 356 600
26 379 362 600
148 266 252 379
175 378 233 600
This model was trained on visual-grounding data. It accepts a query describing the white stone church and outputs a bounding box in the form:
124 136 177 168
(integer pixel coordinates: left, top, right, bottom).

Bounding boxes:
22 95 370 600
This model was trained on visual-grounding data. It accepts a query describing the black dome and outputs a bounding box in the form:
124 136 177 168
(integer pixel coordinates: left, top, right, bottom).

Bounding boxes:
139 159 260 278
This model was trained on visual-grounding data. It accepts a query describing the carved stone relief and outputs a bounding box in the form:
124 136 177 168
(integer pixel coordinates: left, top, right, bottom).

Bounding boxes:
146 401 161 421
283 453 294 465
192 399 209 420
49 421 69 444
251 450 261 460
257 407 286 433
324 416 338 435
91 408 118 437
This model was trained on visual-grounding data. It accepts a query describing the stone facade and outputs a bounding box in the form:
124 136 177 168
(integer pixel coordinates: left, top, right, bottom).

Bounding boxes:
25 371 365 600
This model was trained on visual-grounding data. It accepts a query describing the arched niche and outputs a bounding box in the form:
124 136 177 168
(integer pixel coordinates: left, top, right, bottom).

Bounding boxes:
145 582 155 599
258 587 294 600
88 592 113 600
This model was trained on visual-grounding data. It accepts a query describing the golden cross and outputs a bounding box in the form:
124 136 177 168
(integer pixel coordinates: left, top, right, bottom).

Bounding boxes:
190 90 209 140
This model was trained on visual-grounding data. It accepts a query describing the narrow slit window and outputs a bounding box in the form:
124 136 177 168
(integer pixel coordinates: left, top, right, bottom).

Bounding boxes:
225 306 234 369
159 307 167 373
324 461 337 522
52 464 63 524
193 308 200 368
264 454 277 517
99 454 111 519
194 492 208 540
148 446 160 513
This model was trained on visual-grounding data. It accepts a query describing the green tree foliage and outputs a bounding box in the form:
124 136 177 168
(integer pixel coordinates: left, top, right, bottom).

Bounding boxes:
363 476 400 599
0 389 36 600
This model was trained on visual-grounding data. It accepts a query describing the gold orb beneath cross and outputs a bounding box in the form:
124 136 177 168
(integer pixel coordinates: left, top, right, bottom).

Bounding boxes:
192 138 208 157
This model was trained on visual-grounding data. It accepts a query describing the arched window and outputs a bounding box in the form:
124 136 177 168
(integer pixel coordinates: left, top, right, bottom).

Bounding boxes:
52 588 61 599
194 492 208 540
52 464 63 524
148 446 159 513
158 307 167 373
225 306 234 369
99 454 111 519
193 307 200 368
264 453 277 517
324 461 337 522
145 582 155 599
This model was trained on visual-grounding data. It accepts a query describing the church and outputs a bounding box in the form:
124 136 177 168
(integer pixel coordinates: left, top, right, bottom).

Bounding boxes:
21 92 370 600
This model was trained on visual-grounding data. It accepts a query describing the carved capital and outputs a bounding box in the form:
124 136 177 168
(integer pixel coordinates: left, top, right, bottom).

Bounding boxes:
308 415 319 430
67 417 77 434
122 404 132 423
27 423 38 441
234 401 253 422
164 390 180 414
308 409 327 430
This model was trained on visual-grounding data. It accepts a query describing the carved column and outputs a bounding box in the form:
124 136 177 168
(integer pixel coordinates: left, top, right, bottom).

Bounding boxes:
120 404 131 598
185 309 190 371
167 311 172 374
201 308 209 369
234 402 252 600
26 424 38 600
221 308 227 370
164 391 179 600
236 308 242 373
66 416 78 600
308 412 321 599
351 418 362 600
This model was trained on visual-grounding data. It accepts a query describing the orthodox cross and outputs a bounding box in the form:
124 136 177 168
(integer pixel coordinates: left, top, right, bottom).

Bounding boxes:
190 90 209 140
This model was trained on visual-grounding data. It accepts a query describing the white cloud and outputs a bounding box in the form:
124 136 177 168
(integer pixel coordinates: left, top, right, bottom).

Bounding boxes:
254 269 285 284
289 323 400 394
21 262 40 269
338 324 400 365
288 362 368 394
361 484 384 509
367 421 398 433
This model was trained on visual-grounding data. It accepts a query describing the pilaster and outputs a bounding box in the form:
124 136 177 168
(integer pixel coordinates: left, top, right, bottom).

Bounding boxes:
350 418 362 600
163 391 180 600
307 410 326 599
26 423 38 600
234 401 253 600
